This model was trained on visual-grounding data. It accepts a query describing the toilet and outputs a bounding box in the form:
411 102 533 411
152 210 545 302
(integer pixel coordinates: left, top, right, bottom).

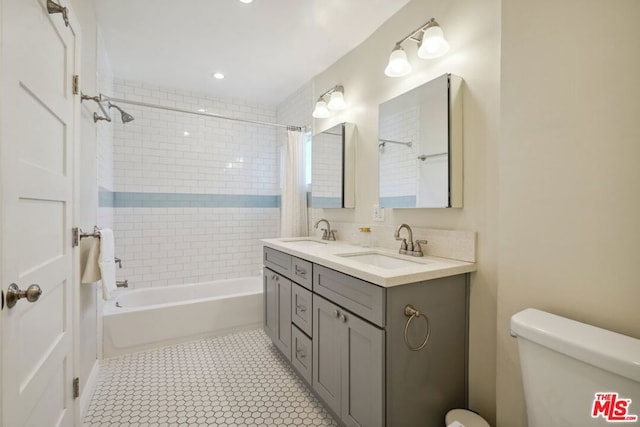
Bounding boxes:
511 308 640 427
445 409 490 427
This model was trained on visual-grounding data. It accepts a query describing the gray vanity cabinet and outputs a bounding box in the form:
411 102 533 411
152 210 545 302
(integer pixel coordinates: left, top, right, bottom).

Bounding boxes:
313 294 385 427
263 245 469 427
263 268 292 361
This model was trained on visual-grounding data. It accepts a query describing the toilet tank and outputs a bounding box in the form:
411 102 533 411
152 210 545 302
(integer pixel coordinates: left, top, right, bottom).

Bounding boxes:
511 308 640 427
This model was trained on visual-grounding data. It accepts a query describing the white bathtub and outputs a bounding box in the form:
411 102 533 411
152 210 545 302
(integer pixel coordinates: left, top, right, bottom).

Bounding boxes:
103 276 263 358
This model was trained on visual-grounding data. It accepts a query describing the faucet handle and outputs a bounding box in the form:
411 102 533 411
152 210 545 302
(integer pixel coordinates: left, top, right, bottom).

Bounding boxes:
398 238 408 254
328 230 337 241
320 228 329 240
413 239 428 257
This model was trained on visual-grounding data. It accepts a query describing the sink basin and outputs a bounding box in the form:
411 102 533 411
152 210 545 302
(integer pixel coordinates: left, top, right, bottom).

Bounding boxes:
279 238 327 245
337 252 425 269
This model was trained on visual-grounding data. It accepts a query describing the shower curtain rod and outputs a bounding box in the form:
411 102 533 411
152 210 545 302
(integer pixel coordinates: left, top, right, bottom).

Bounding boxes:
100 95 305 132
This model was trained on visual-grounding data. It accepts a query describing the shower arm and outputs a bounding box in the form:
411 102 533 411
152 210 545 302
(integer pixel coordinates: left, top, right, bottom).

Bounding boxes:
80 93 112 123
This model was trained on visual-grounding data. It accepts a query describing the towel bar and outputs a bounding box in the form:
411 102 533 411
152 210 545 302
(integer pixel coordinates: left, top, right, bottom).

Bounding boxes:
80 226 101 240
72 226 102 247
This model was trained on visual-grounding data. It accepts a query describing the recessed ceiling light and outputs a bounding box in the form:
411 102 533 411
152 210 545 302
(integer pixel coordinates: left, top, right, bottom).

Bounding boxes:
213 72 225 80
183 131 190 136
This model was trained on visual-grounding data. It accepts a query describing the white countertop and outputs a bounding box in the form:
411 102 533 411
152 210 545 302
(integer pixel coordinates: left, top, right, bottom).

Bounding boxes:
262 237 476 287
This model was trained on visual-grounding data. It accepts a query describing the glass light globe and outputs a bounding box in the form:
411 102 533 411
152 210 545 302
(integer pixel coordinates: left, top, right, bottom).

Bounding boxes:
312 99 330 118
384 46 412 77
417 24 450 59
328 90 346 111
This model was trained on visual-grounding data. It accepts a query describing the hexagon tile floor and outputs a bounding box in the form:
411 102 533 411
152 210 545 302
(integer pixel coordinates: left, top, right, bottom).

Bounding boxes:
84 329 339 426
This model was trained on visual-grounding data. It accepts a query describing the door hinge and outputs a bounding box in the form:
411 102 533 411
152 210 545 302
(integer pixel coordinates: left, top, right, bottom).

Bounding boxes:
73 377 80 399
72 75 79 95
72 227 79 247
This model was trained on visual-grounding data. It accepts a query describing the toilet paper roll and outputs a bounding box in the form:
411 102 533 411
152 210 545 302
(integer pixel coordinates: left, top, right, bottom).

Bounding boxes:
447 422 465 427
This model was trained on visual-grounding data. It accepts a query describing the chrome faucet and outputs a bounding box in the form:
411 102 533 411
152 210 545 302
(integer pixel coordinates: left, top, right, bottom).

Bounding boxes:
314 219 337 241
394 224 413 254
394 224 428 257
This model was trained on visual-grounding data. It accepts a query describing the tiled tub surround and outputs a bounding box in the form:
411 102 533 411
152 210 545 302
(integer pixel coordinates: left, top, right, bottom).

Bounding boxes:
108 78 281 288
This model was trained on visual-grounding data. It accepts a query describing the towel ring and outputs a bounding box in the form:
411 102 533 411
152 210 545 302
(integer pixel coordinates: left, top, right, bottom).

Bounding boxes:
403 304 431 351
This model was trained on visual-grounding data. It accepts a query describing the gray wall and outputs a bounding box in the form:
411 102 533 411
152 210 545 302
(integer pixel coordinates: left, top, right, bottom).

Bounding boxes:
497 1 640 425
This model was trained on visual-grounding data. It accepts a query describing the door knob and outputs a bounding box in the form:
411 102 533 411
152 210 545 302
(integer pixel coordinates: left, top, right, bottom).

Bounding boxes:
6 283 42 309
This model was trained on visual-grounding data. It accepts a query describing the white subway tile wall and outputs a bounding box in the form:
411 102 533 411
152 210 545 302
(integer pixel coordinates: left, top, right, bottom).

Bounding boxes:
110 79 280 288
97 70 115 230
276 81 313 138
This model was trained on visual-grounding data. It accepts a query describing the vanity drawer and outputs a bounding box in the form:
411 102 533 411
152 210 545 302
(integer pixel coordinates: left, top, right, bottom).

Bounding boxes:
314 264 386 327
292 283 312 336
263 247 291 278
292 257 313 290
291 325 312 384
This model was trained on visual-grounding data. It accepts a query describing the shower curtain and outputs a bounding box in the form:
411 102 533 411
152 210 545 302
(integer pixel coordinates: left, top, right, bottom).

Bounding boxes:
280 130 308 237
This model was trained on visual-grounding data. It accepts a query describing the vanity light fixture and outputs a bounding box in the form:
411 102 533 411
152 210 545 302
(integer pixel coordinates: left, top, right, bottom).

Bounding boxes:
384 18 449 77
312 85 346 119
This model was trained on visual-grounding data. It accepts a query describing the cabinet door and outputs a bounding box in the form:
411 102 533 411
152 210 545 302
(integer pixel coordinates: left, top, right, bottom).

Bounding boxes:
313 295 344 416
263 270 278 341
341 311 385 427
274 275 292 360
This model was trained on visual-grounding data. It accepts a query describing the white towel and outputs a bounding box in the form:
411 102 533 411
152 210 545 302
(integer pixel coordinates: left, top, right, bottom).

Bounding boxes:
98 228 117 300
81 237 102 284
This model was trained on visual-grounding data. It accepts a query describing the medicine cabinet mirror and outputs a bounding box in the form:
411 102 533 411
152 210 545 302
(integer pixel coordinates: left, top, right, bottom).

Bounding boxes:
378 73 463 208
311 122 355 208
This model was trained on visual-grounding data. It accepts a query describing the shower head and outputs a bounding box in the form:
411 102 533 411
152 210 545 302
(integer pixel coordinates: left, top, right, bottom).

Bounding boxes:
108 102 135 123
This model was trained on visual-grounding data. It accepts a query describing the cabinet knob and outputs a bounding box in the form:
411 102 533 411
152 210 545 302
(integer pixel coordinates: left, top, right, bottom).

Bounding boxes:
333 309 340 318
340 313 348 323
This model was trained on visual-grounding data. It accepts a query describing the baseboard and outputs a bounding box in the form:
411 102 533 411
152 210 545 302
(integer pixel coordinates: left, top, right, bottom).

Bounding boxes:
80 359 100 419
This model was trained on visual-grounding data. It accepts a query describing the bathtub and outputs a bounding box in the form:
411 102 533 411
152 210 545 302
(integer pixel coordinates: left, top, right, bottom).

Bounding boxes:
103 276 263 358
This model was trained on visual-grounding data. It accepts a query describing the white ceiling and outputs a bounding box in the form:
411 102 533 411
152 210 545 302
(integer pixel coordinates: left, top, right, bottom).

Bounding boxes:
93 0 411 107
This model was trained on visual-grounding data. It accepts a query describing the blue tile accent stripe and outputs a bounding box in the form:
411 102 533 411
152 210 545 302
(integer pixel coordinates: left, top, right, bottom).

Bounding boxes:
99 187 115 208
379 196 417 208
107 192 280 208
311 197 343 208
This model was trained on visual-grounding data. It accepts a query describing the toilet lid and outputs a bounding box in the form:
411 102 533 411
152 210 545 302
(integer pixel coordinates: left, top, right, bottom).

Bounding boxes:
445 409 490 427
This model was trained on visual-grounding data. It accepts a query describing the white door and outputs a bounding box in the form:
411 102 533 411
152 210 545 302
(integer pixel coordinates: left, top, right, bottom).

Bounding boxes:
1 0 79 425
